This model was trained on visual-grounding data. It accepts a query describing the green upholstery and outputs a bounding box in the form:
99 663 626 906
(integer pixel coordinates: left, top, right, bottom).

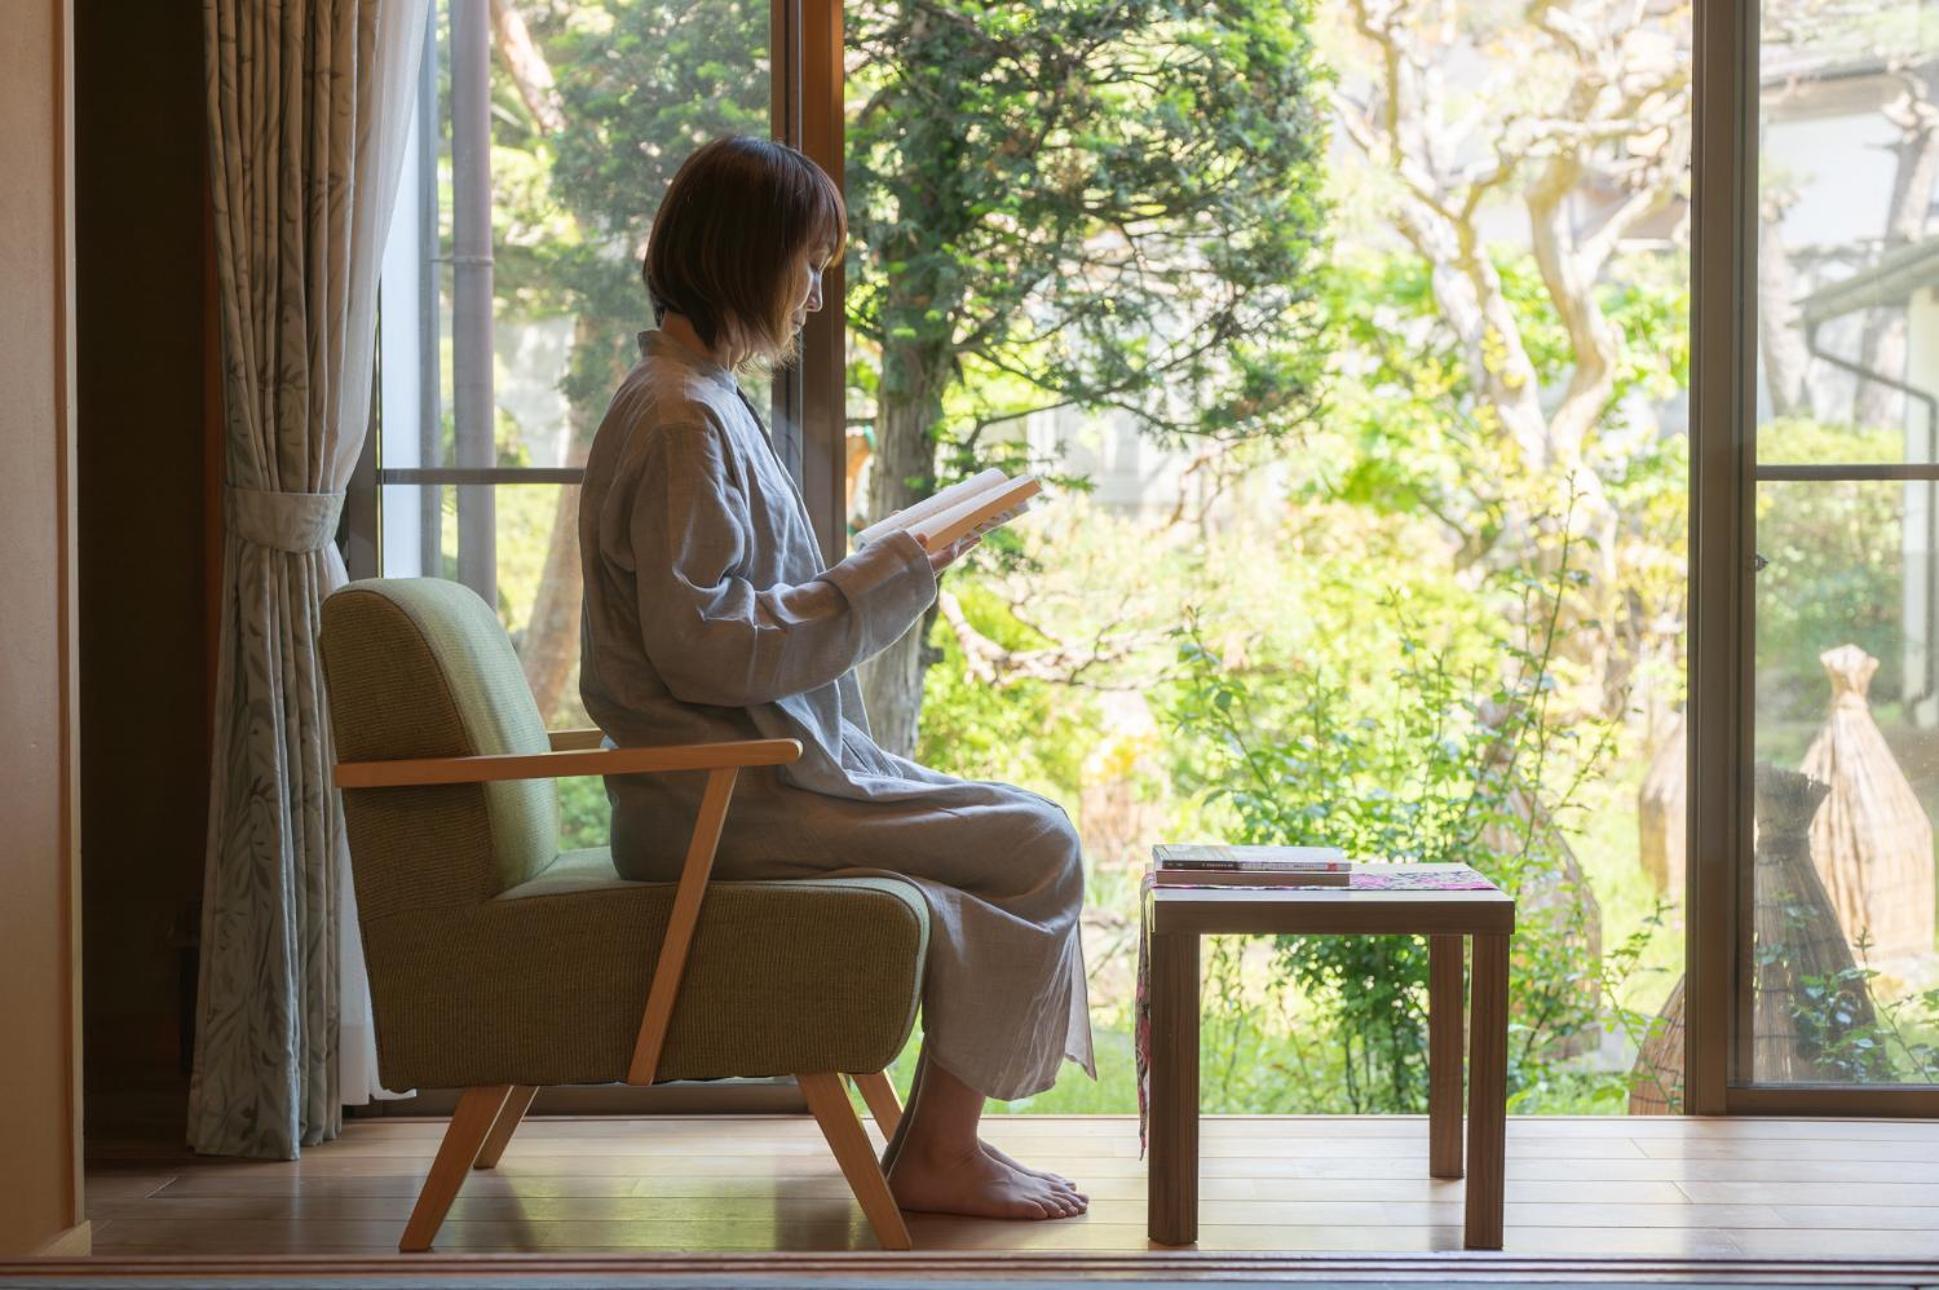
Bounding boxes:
319 578 927 1092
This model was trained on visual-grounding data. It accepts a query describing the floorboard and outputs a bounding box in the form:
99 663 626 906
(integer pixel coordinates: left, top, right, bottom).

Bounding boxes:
80 1114 1939 1263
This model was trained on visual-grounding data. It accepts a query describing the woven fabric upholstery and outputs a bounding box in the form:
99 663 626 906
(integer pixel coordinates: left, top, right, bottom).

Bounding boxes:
318 578 928 1091
321 579 557 898
367 868 927 1089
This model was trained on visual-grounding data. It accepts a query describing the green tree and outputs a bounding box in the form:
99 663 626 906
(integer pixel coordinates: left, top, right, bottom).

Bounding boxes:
847 0 1333 754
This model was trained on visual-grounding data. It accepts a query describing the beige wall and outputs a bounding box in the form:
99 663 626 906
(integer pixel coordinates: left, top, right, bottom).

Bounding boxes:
0 0 83 1259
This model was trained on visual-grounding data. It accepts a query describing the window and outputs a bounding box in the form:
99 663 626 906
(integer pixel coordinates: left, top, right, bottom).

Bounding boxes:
1743 0 1939 1092
354 0 1939 1119
359 0 781 849
839 3 1693 1115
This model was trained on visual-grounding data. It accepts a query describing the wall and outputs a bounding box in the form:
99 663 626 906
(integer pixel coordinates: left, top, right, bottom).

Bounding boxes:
0 0 83 1258
74 0 214 1142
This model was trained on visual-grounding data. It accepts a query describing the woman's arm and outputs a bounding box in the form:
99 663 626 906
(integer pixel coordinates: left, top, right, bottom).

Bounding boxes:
628 418 936 708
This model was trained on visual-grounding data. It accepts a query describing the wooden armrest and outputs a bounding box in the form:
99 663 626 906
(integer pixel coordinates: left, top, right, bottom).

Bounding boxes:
333 738 801 789
548 728 606 752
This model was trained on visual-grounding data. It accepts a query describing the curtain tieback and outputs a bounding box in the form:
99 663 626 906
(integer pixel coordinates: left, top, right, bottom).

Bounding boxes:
227 487 346 554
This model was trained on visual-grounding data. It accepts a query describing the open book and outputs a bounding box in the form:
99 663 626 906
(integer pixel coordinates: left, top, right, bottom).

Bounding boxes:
855 467 1043 556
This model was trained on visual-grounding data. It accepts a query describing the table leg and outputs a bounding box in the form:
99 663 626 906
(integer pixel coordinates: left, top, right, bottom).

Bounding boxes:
1428 934 1464 1180
1147 930 1200 1246
1466 931 1509 1250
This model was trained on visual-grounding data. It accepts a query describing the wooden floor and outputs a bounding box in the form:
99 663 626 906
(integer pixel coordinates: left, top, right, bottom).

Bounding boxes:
81 1114 1939 1261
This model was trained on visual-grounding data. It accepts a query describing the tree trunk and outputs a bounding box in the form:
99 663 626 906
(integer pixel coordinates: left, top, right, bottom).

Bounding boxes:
518 317 614 724
1759 208 1816 420
486 2 592 724
1856 67 1939 428
857 347 947 758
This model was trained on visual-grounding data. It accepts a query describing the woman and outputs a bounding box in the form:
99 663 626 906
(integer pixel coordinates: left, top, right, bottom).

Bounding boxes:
578 136 1095 1221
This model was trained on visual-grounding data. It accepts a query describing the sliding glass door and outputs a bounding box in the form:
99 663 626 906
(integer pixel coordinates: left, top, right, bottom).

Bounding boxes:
1694 0 1939 1111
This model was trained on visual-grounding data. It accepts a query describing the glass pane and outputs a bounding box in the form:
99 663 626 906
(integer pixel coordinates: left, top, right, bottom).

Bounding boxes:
1758 5 1939 465
1753 1 1939 1086
381 482 587 734
1751 479 1939 1084
847 3 1692 1115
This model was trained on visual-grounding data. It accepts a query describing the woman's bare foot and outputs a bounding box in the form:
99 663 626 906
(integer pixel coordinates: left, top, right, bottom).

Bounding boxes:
980 1140 1079 1193
885 1137 1079 1196
888 1139 1088 1220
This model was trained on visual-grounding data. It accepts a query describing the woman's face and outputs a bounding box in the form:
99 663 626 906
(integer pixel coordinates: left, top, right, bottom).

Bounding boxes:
789 256 825 334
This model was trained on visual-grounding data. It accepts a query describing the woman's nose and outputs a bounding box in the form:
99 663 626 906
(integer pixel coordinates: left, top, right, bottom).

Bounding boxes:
807 271 824 313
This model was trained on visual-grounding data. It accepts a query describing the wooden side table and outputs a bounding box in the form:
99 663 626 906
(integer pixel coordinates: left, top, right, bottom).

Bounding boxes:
1144 863 1516 1250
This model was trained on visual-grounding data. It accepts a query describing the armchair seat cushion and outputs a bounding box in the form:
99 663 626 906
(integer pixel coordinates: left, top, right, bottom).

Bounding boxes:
362 850 928 1090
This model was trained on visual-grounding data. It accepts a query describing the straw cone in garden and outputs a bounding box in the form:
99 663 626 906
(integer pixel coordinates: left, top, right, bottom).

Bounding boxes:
1800 645 1935 966
1752 764 1881 1082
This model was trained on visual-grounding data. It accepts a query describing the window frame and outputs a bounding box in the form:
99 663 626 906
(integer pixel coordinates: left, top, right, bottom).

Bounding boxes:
1687 0 1939 1116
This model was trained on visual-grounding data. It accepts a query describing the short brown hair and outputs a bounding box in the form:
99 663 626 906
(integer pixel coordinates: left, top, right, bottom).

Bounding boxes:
643 136 846 367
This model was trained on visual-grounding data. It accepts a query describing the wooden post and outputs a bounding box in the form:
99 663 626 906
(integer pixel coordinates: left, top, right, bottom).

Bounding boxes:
1147 929 1201 1245
1428 933 1465 1180
1466 932 1510 1249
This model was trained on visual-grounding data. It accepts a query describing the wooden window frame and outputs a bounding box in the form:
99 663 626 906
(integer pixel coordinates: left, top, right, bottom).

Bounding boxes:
1687 0 1939 1117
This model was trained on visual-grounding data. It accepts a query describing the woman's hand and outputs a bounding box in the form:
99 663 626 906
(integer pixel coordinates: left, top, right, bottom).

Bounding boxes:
925 533 981 576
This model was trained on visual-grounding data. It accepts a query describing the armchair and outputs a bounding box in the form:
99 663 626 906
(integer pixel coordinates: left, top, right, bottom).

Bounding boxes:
319 577 922 1252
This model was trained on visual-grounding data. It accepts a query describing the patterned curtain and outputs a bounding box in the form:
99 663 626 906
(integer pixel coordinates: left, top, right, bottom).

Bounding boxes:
189 0 429 1159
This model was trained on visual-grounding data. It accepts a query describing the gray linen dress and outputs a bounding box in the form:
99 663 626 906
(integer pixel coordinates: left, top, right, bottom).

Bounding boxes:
578 329 1095 1101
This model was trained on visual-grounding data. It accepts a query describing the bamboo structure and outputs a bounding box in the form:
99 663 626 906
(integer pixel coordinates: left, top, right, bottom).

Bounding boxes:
1638 716 1686 898
1800 645 1936 965
1752 764 1880 1083
1627 975 1685 1114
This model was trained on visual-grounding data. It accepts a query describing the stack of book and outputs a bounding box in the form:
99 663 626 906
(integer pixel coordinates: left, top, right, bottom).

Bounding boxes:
1152 844 1352 888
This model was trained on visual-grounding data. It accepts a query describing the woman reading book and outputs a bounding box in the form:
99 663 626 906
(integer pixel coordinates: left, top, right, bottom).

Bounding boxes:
578 136 1095 1221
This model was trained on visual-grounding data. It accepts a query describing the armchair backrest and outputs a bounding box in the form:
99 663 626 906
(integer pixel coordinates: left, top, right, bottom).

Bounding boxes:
319 578 560 915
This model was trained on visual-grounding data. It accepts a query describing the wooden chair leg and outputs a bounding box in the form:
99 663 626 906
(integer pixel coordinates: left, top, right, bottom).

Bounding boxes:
400 1085 512 1253
799 1071 912 1251
850 1071 903 1136
473 1084 540 1170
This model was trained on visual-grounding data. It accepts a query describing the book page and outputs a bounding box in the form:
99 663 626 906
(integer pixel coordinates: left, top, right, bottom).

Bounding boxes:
854 468 1008 548
917 475 1041 552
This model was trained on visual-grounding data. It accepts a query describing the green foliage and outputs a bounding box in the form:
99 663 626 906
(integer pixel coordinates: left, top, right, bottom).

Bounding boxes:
557 774 610 852
1161 516 1638 1112
1315 248 1688 575
847 0 1335 488
1773 920 1939 1085
1754 420 1904 722
505 0 773 426
915 584 1094 801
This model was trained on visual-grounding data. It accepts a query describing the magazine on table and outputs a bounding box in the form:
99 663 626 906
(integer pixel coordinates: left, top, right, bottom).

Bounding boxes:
1152 844 1352 888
